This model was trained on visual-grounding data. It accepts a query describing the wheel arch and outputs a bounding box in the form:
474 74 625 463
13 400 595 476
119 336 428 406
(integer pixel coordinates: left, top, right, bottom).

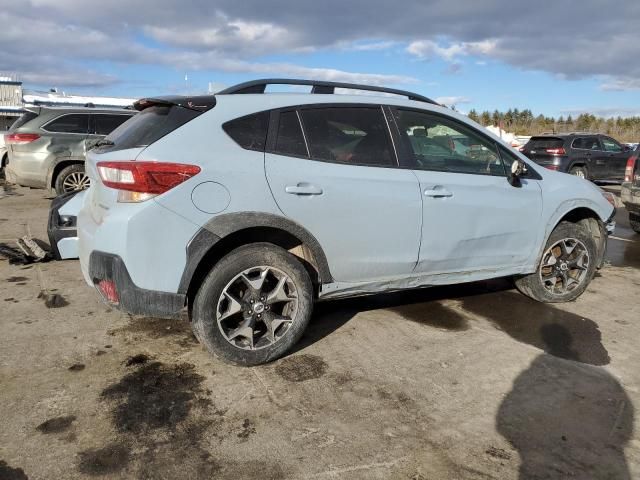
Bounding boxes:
179 212 332 303
48 157 84 189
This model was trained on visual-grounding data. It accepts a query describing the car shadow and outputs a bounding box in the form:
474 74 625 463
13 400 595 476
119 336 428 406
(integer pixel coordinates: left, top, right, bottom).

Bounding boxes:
293 279 610 367
497 328 633 478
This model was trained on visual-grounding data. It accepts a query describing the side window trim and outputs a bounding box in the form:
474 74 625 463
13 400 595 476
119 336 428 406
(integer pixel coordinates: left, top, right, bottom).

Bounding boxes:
390 106 508 177
41 113 90 135
296 110 311 157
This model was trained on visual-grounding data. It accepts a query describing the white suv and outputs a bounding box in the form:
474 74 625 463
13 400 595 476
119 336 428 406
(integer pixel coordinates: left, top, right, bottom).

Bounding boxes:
77 79 615 366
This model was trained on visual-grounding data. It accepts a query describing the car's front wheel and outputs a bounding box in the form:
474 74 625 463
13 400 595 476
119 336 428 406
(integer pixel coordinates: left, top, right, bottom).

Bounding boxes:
191 243 314 366
515 221 597 303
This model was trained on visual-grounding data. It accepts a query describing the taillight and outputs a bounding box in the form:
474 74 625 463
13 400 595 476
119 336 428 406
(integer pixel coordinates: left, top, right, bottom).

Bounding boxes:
4 133 40 144
624 156 637 182
545 147 566 155
96 161 200 202
97 280 119 304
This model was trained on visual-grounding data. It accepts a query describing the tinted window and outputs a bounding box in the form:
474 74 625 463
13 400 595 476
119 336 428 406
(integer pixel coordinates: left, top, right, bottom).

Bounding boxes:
103 105 201 151
300 107 395 167
223 111 269 151
10 111 38 130
572 137 600 150
93 114 133 136
396 109 505 176
601 137 623 153
526 137 564 149
275 111 307 157
44 114 89 134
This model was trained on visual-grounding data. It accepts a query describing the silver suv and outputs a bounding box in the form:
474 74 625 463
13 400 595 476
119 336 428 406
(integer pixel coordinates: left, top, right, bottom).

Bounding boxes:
77 79 615 366
4 106 134 194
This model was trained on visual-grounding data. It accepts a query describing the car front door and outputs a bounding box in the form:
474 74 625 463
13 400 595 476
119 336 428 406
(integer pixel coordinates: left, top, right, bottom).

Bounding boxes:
390 107 543 277
265 105 422 283
599 136 628 182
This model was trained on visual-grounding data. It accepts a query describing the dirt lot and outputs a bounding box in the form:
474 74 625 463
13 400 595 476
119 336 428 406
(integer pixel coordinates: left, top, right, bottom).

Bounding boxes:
1 181 639 480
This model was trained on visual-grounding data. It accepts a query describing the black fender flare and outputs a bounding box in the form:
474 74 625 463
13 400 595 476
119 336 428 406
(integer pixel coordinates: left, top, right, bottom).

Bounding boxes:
177 212 333 295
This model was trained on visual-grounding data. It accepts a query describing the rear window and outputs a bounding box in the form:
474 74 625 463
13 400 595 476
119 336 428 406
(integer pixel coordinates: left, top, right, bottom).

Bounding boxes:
93 114 134 136
103 105 201 150
223 112 269 151
10 111 38 130
526 137 564 149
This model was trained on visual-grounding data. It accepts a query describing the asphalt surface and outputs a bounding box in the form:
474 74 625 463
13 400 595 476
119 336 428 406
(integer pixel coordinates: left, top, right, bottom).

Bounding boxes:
1 181 639 479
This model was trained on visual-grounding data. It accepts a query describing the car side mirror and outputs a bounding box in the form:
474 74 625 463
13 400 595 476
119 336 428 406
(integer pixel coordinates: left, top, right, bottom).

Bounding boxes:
509 159 527 187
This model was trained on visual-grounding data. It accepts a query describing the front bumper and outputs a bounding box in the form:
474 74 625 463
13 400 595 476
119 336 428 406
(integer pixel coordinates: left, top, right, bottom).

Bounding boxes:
88 251 186 318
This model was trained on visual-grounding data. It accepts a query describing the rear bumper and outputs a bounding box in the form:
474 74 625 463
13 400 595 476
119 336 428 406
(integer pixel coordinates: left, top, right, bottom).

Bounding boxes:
89 251 186 318
621 182 640 215
47 191 81 260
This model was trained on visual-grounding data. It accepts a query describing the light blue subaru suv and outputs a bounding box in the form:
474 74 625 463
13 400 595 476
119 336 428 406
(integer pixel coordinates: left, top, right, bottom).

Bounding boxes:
77 79 615 365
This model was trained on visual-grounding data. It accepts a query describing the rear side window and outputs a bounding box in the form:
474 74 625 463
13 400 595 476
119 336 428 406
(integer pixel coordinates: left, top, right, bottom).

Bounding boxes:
526 137 564 149
104 105 201 151
299 107 395 167
275 111 307 157
601 137 623 153
93 114 133 136
572 137 600 150
9 111 38 130
223 111 269 151
43 114 89 134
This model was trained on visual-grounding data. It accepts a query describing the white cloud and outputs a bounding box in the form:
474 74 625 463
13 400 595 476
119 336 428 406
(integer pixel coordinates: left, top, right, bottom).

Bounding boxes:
407 39 497 61
435 96 472 106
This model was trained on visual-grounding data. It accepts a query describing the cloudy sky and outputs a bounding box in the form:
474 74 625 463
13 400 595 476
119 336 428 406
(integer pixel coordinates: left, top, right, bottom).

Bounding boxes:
1 0 639 116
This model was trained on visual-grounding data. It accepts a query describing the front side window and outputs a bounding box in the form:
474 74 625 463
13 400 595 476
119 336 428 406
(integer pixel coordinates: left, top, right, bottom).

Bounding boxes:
299 107 395 167
93 114 133 136
395 109 505 176
601 137 623 153
44 114 89 134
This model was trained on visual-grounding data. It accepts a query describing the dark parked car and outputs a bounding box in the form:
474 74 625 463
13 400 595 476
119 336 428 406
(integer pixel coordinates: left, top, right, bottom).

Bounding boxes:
4 106 135 195
621 146 640 233
521 133 632 183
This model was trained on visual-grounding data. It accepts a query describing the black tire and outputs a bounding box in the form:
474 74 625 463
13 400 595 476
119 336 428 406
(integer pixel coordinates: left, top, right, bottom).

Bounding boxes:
569 165 588 180
54 164 89 195
630 214 640 234
191 243 313 366
515 221 597 303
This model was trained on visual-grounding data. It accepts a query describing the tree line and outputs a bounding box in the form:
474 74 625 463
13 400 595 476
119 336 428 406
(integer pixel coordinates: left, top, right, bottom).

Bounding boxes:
466 108 640 142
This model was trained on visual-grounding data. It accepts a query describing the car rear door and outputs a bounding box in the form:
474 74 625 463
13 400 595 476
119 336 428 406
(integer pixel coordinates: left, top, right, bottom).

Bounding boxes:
391 107 543 276
265 105 422 283
599 136 628 182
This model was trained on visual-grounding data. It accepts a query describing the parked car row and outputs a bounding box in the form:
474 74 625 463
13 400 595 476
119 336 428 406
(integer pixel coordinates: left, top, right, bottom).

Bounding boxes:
39 78 616 366
520 133 633 183
621 147 640 233
3 106 134 194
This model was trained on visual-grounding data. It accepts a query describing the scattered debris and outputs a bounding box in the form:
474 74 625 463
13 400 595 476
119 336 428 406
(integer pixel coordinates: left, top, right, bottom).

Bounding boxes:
77 443 131 476
68 364 85 372
125 354 150 367
275 354 328 382
16 236 49 262
38 291 69 308
486 446 511 460
6 276 28 283
0 460 28 480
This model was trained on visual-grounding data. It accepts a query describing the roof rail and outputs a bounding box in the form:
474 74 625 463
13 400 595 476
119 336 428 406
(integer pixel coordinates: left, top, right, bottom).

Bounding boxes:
217 78 440 105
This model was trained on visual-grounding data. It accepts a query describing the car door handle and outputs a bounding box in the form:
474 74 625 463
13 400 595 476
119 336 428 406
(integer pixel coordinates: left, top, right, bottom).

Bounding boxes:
285 183 323 195
424 187 453 198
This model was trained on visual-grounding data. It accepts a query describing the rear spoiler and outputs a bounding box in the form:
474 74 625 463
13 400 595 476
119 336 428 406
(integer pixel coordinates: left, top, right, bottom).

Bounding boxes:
133 95 216 113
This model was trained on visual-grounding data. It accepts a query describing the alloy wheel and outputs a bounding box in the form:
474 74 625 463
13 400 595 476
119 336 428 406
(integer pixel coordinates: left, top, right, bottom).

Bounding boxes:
216 266 298 350
62 171 90 192
539 237 590 295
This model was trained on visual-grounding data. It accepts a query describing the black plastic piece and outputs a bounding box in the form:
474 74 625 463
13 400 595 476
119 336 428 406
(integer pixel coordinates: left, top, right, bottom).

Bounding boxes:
89 251 186 318
218 78 439 105
133 95 216 113
47 191 79 261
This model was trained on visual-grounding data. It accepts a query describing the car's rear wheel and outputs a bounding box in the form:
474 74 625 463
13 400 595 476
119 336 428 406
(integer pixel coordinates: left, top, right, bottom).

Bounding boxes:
515 221 597 303
191 243 313 366
54 164 90 195
569 165 588 179
630 213 640 234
